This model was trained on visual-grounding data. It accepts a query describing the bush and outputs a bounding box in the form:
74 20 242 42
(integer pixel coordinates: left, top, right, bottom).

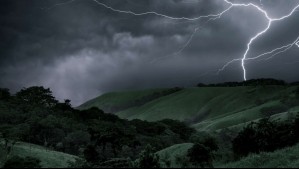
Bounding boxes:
4 156 41 168
134 145 160 168
190 132 219 151
187 143 213 168
232 118 298 158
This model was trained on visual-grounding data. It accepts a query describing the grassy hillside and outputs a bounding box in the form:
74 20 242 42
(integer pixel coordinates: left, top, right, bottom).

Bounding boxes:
81 86 297 131
0 141 79 168
78 88 170 113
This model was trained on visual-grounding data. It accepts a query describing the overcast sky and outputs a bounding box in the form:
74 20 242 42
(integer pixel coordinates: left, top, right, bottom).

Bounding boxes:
0 0 299 106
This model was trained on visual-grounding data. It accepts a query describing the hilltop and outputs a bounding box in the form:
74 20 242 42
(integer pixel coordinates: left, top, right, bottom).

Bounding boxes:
80 81 299 131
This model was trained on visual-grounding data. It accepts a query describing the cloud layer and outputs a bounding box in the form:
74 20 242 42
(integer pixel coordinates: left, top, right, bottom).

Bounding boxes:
0 0 299 105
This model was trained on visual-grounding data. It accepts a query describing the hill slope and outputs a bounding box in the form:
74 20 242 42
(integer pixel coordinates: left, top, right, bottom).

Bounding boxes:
80 86 298 131
0 142 79 168
78 88 175 113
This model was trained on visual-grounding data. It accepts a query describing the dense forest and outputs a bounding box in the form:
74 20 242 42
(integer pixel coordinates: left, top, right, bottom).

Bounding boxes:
1 81 299 168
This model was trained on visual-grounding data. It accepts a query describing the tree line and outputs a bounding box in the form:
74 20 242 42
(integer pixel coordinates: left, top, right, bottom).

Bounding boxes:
197 78 297 87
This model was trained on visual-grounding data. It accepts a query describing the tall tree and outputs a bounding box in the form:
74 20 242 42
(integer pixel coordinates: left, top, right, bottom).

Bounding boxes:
16 86 58 110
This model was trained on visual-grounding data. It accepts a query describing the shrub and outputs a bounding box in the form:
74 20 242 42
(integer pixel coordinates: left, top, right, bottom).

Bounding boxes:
134 145 160 168
233 118 298 158
190 132 219 152
187 143 213 168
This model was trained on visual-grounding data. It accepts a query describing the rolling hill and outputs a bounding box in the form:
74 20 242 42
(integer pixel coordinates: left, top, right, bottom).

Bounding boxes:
79 85 298 131
0 141 79 168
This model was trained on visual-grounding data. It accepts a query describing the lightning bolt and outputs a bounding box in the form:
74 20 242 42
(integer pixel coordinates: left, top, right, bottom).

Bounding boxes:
92 0 233 21
218 35 299 74
45 0 299 81
263 37 299 61
220 0 299 80
91 0 299 81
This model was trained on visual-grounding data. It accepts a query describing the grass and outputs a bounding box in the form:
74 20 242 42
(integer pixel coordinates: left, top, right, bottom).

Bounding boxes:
116 86 293 122
0 141 79 168
78 88 168 112
218 143 299 168
80 85 297 131
193 100 283 131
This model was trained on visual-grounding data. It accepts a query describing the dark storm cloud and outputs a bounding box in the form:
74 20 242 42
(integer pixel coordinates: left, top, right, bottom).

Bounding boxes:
0 0 299 105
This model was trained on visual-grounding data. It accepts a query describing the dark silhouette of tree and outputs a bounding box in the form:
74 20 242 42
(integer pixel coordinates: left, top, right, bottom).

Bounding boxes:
190 132 219 152
83 145 99 163
78 107 105 121
295 87 299 98
0 88 11 101
233 118 298 158
232 122 260 157
187 143 213 168
16 86 58 112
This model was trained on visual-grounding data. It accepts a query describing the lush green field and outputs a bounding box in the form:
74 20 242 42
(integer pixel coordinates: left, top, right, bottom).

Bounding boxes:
0 141 79 168
80 86 297 131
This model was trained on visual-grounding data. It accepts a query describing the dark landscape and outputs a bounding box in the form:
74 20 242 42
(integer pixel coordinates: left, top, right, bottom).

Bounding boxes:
1 0 299 168
1 79 299 168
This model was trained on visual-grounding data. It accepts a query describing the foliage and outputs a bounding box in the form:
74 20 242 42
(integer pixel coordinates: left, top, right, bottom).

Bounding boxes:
198 78 287 87
221 143 299 168
187 143 214 168
16 86 58 111
232 118 298 157
83 145 99 163
0 88 11 101
190 132 219 151
134 145 160 168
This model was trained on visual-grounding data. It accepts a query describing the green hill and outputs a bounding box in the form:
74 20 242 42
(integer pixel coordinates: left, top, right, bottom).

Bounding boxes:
0 141 79 168
80 86 298 131
78 88 174 113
